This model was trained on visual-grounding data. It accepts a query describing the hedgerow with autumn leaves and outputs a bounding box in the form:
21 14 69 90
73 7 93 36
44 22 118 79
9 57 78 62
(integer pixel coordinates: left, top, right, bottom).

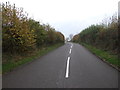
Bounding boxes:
2 2 65 62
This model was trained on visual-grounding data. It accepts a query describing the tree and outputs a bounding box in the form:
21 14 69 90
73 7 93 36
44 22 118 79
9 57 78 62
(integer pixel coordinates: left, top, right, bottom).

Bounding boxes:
72 13 118 54
72 34 79 43
28 19 47 47
2 2 36 53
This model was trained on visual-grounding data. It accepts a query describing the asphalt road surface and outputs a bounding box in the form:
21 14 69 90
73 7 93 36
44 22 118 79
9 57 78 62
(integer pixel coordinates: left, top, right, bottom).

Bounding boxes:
3 42 118 88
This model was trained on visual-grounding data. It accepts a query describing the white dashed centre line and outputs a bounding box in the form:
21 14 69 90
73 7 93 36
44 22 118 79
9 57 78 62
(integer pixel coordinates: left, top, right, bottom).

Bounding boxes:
69 49 72 54
65 44 73 78
65 57 70 78
71 44 73 48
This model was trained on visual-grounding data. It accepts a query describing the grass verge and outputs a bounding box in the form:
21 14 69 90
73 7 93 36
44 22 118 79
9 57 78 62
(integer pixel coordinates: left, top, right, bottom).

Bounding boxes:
80 43 120 69
3 43 64 74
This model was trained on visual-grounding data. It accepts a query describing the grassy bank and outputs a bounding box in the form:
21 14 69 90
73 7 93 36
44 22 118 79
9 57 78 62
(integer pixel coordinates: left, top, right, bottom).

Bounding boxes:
3 43 64 74
80 43 119 69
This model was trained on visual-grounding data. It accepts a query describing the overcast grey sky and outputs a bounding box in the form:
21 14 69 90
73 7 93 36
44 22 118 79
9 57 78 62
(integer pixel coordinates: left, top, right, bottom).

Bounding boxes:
2 0 119 38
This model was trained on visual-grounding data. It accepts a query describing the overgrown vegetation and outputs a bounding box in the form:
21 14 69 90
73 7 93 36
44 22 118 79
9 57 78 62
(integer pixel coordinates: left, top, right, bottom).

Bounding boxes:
3 43 63 73
2 2 65 72
81 43 119 67
72 13 119 68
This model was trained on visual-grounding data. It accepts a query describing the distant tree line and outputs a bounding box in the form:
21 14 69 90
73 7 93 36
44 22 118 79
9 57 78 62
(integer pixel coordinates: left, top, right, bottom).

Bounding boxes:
72 13 118 54
2 2 65 54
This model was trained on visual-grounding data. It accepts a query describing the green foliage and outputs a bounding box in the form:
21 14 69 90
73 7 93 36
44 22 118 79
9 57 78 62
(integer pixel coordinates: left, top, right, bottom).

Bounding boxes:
2 2 65 63
72 34 79 43
3 43 64 73
81 43 119 68
28 19 65 47
56 32 65 43
2 2 36 53
28 19 47 47
47 29 57 44
73 14 118 54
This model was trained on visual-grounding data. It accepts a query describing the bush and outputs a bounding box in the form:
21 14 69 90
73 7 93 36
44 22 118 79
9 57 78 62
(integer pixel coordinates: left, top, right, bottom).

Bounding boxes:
73 13 118 54
2 2 36 53
2 2 65 54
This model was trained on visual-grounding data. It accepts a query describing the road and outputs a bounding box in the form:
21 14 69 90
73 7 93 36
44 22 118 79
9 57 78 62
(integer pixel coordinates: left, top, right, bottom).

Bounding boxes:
3 42 118 88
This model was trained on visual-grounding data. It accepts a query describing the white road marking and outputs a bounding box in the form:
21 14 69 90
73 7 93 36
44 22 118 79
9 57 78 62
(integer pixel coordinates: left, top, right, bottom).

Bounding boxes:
65 57 70 78
71 44 73 49
69 49 72 54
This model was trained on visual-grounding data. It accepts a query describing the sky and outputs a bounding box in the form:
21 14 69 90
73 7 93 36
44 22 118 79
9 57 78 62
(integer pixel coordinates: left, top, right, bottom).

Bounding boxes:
2 0 120 38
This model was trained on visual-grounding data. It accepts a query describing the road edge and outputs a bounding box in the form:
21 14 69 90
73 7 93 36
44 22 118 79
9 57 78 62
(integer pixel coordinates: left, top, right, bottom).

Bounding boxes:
3 43 65 75
80 44 120 72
